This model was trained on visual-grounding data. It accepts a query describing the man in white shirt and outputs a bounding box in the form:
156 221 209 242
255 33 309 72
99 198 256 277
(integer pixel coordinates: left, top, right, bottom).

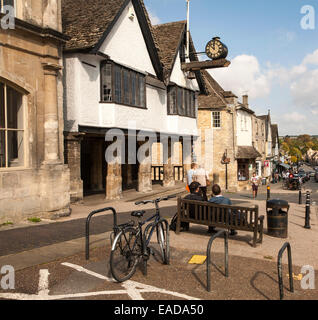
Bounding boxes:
193 165 210 201
187 163 197 186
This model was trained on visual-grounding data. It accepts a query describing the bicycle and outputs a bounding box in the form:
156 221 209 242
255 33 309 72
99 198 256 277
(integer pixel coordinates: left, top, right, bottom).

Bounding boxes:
109 194 176 283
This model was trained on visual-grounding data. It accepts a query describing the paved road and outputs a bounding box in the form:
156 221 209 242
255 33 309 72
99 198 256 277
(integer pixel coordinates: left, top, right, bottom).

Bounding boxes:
0 244 317 301
0 206 177 257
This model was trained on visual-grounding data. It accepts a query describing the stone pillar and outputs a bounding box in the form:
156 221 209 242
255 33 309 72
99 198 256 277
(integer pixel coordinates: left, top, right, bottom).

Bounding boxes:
42 63 62 164
106 162 122 200
138 141 152 193
90 140 103 191
64 132 84 203
163 138 175 187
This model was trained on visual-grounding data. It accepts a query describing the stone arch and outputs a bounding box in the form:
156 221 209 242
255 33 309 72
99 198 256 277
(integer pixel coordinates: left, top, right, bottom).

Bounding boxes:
0 71 34 96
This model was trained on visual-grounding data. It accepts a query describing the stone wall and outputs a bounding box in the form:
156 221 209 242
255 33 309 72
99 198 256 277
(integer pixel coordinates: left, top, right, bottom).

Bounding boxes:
197 108 238 192
0 165 70 223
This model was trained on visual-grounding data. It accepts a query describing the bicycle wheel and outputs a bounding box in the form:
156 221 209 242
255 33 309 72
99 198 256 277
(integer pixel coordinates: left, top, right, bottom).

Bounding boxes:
156 222 169 265
110 227 141 282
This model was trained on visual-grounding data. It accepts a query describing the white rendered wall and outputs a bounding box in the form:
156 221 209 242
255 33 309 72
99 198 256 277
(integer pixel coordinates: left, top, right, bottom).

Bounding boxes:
236 110 252 146
64 55 81 132
170 51 199 91
99 1 156 76
64 53 198 136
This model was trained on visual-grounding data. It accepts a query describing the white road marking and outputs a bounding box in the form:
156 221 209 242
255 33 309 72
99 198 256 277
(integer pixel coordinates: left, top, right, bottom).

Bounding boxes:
38 270 50 296
0 262 200 301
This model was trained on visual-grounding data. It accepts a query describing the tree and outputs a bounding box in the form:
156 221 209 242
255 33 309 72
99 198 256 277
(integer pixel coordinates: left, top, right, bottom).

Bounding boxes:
291 156 298 164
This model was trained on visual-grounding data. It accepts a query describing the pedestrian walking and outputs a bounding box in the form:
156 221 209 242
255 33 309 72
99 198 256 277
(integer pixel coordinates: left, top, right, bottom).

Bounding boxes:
250 172 260 199
192 164 210 201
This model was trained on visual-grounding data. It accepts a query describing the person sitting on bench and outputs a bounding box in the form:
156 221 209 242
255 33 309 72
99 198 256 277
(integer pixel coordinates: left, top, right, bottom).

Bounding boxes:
183 181 204 231
208 184 238 236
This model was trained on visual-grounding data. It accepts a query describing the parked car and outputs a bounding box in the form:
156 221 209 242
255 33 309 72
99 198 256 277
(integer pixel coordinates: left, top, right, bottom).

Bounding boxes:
309 171 315 177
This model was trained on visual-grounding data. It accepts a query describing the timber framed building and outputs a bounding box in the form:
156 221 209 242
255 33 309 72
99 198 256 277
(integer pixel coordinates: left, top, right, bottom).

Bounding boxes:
62 0 206 201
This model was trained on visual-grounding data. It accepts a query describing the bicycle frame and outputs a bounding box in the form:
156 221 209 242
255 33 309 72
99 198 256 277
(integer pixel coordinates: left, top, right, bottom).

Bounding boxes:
133 201 164 257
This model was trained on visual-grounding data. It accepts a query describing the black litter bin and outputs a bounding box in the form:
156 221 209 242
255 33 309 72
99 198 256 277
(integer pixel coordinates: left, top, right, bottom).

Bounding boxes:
266 199 290 238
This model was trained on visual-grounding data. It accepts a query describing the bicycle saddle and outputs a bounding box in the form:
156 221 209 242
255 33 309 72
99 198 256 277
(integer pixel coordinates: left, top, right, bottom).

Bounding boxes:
131 210 146 218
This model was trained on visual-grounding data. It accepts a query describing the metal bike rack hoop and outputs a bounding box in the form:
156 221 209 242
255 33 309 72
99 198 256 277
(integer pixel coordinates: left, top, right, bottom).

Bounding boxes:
85 207 117 260
277 242 294 300
206 230 229 292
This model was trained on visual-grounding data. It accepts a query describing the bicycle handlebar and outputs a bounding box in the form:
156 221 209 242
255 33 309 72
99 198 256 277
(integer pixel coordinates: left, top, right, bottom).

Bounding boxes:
135 194 177 206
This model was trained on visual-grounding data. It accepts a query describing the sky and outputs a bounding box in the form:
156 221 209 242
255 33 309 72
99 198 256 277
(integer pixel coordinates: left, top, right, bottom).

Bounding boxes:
144 0 318 136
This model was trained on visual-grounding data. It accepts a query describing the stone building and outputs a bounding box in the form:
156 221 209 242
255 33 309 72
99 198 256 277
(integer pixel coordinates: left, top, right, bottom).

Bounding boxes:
257 111 273 180
62 0 206 201
197 70 238 192
0 0 70 223
198 72 262 191
235 96 261 191
252 114 266 177
271 124 280 172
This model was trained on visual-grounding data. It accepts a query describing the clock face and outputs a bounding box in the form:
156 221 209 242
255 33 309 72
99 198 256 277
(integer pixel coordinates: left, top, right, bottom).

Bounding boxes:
205 38 228 60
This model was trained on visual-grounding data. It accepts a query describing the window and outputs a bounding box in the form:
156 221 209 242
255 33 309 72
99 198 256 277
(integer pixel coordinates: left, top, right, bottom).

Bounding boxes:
238 160 249 181
114 64 122 104
212 111 221 128
177 87 184 116
101 63 112 102
0 81 24 168
167 85 196 118
0 0 15 14
101 61 146 108
167 86 177 114
123 69 130 105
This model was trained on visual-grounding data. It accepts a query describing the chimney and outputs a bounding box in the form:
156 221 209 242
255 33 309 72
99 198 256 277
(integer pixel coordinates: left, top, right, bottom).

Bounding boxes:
242 95 249 108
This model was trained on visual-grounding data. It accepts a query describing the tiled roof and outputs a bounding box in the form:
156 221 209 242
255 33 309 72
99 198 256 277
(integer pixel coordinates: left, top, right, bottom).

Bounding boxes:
62 0 127 51
153 21 187 79
236 146 262 159
198 70 227 109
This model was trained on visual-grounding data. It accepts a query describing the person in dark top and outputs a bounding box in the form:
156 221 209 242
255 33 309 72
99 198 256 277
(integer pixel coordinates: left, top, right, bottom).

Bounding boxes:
183 181 204 231
208 184 238 236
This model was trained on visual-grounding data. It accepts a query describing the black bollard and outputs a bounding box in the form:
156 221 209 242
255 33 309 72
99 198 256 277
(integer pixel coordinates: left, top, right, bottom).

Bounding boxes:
299 190 302 205
304 191 311 229
267 185 271 200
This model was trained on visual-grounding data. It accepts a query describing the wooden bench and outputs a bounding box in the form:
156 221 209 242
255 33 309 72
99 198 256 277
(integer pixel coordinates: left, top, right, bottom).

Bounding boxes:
176 197 264 247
